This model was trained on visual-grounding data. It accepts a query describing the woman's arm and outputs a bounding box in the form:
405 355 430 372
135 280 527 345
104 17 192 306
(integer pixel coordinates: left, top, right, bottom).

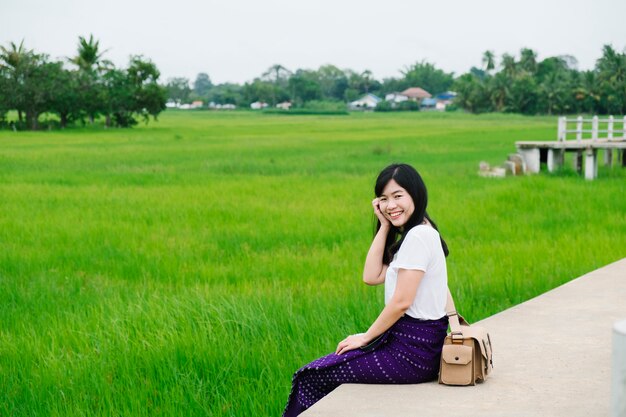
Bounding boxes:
363 198 390 286
336 268 424 355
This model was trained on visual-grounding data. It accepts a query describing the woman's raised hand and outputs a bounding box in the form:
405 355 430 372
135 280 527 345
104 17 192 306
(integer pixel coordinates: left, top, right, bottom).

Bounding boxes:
372 198 390 226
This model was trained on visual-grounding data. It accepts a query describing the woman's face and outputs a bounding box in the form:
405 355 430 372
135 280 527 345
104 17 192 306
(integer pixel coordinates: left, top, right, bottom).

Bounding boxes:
378 179 415 227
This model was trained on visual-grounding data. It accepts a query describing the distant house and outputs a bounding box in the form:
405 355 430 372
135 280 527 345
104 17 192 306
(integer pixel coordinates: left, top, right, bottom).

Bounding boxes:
419 91 458 111
172 100 204 110
421 98 438 109
384 93 409 104
349 93 381 110
209 102 237 110
400 87 432 102
250 101 268 110
435 91 457 110
435 91 457 101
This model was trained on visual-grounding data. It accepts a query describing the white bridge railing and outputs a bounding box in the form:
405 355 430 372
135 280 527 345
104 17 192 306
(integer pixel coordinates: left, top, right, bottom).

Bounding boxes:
516 115 626 180
558 115 626 142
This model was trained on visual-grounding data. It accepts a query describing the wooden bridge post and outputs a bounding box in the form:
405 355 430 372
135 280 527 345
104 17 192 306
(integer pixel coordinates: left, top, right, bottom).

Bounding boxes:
519 148 540 173
573 151 583 173
575 116 584 171
547 149 564 172
605 116 614 166
585 148 598 180
604 149 613 167
558 117 566 141
620 118 626 171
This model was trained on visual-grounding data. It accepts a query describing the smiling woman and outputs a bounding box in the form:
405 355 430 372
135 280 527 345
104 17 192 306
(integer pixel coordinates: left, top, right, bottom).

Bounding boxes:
283 163 451 417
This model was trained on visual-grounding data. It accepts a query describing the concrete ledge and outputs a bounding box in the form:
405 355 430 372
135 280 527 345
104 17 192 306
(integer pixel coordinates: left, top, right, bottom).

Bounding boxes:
302 258 626 417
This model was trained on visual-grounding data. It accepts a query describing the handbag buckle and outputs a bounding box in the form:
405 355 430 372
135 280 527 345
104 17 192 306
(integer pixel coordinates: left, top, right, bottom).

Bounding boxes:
450 331 464 343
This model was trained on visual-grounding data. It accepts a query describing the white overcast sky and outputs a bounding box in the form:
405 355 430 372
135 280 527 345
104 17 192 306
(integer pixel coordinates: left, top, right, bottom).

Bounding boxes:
1 0 625 85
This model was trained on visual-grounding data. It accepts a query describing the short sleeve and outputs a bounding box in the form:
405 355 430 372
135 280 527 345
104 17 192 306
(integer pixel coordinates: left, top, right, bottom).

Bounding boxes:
394 227 431 272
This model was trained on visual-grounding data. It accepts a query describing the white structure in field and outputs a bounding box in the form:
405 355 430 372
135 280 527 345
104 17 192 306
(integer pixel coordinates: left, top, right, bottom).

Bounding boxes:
384 93 409 104
516 115 626 180
250 101 268 110
209 102 236 110
349 93 381 110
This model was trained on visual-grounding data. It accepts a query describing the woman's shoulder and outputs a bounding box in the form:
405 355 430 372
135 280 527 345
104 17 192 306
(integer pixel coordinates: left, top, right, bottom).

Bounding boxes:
406 224 440 240
407 223 439 235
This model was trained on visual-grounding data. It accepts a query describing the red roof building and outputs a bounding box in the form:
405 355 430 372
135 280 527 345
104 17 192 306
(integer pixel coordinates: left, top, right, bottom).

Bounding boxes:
400 87 432 100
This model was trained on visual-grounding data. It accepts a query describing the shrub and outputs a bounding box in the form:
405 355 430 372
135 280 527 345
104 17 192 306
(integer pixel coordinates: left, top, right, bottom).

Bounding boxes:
374 100 393 112
375 100 420 112
301 100 347 112
397 100 420 111
262 108 348 116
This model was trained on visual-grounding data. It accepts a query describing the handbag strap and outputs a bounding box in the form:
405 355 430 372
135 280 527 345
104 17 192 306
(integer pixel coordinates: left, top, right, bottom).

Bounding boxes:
445 288 464 340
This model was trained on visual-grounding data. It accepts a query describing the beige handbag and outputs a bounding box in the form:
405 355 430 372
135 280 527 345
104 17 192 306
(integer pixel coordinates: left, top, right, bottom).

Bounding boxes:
439 289 493 386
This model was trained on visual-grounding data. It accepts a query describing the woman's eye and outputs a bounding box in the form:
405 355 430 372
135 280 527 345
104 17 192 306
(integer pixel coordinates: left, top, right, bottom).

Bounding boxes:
395 195 402 199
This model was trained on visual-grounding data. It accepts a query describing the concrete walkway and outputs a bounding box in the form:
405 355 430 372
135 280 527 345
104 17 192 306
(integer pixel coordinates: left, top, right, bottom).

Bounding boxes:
302 258 626 417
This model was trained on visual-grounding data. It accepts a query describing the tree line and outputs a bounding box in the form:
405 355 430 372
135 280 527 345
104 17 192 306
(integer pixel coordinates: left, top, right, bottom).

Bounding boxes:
0 36 167 130
167 62 454 110
2 37 625 130
169 45 626 116
455 46 626 115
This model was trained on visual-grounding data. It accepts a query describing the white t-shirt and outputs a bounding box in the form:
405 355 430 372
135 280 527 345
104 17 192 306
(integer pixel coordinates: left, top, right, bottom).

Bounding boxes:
384 225 448 320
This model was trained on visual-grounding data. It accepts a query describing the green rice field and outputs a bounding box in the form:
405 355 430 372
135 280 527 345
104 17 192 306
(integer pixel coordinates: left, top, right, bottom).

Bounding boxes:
1 111 624 416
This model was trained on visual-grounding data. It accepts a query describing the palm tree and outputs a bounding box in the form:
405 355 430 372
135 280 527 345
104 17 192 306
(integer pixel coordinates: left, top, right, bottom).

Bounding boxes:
0 40 35 123
316 64 345 99
262 64 291 106
501 54 517 79
482 50 495 73
489 73 508 112
580 70 599 113
595 44 626 114
359 70 374 93
520 48 538 74
540 72 566 115
0 40 29 70
70 35 108 123
70 35 107 73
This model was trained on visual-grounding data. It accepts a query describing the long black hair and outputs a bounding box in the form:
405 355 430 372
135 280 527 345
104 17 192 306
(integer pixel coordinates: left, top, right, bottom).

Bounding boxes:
374 163 449 264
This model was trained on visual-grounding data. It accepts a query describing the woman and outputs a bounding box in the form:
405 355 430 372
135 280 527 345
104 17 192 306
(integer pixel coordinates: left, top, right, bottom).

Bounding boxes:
283 163 450 417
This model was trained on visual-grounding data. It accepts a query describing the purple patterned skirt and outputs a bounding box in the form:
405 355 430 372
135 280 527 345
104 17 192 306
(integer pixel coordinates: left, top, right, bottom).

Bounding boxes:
282 315 448 416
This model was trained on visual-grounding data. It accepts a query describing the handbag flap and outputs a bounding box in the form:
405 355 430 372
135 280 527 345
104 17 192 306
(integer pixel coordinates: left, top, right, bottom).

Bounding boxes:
459 325 492 360
441 344 473 365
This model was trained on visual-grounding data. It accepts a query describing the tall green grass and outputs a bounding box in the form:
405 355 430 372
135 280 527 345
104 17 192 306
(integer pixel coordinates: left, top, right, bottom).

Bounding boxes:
1 111 624 416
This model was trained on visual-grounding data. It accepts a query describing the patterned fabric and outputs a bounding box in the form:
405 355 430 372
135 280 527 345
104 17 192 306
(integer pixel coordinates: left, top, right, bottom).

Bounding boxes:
282 315 449 417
